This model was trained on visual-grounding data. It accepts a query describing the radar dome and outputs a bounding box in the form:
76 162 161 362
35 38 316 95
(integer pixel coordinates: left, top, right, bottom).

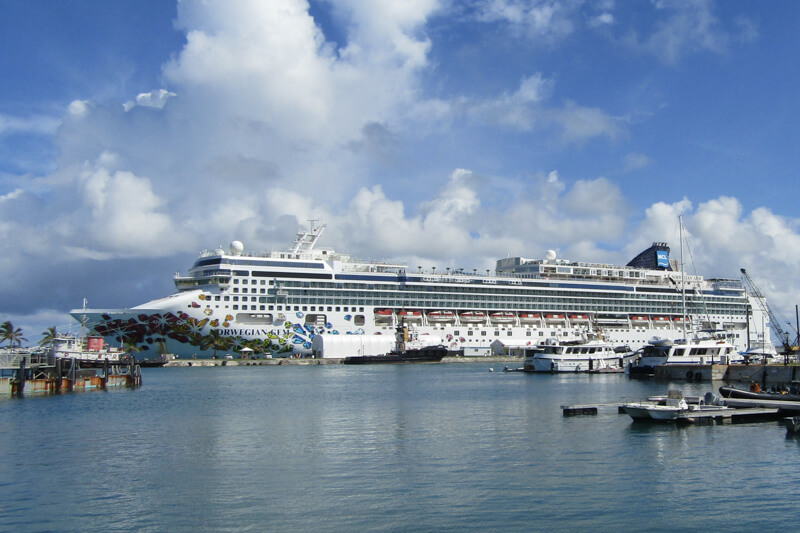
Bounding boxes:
229 241 244 255
546 249 557 260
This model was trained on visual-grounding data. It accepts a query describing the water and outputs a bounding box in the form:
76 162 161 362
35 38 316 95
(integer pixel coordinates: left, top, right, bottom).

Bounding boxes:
2 364 798 532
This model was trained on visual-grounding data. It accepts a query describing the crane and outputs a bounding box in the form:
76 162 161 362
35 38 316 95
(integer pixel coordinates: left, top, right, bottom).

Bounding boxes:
740 268 799 353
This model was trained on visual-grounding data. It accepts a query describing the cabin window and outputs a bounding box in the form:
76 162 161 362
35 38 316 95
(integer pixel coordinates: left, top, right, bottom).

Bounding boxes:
354 315 365 326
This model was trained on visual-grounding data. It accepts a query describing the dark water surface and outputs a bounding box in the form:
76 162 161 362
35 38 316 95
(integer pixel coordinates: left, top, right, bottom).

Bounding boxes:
2 364 798 532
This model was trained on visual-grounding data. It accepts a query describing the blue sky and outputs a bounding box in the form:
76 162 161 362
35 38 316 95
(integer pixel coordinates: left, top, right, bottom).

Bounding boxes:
1 0 799 342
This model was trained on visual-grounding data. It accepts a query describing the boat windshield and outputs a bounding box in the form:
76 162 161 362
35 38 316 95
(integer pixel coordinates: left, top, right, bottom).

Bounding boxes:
642 345 671 358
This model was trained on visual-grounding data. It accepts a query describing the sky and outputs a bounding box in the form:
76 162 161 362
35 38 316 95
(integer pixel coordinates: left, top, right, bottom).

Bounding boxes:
1 0 799 344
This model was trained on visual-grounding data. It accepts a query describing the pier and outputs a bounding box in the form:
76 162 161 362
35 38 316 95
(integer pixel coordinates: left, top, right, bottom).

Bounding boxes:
0 349 142 396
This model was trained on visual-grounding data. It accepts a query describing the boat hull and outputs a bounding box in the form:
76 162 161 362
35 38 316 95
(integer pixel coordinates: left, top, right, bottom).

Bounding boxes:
343 346 447 364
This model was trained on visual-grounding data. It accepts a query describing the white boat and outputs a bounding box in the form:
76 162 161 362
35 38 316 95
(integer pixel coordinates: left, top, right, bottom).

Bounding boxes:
523 334 634 373
622 391 729 421
627 334 744 376
69 221 772 359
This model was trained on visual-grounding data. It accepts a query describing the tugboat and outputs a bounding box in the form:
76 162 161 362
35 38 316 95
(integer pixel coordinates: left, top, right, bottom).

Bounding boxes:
343 324 447 364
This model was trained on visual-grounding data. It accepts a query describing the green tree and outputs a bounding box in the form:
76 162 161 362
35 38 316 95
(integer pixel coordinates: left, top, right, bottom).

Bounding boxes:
0 321 27 347
38 326 58 348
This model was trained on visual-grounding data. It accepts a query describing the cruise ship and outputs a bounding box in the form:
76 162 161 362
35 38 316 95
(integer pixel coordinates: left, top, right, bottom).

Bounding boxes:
70 221 771 359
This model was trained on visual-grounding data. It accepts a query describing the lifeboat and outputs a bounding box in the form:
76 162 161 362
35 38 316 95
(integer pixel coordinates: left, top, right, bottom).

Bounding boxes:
375 309 393 316
673 316 688 322
519 313 541 323
459 311 486 323
568 314 589 323
427 310 456 323
544 314 566 322
490 312 515 323
397 310 422 322
630 316 649 323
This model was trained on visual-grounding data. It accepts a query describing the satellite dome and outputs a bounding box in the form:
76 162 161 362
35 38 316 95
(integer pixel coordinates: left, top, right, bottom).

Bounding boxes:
546 249 557 260
229 240 244 255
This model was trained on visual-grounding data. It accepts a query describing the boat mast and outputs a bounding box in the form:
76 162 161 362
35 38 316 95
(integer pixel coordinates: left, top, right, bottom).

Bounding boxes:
679 216 687 338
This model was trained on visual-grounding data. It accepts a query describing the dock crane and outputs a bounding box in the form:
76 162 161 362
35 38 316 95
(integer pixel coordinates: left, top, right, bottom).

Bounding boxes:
740 268 799 353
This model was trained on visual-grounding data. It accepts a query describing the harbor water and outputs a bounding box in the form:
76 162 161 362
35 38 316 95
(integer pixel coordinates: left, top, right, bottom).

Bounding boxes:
2 364 799 531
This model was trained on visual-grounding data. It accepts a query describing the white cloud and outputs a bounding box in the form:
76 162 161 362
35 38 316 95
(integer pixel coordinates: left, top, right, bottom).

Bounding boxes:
123 89 177 111
0 113 61 136
626 0 734 64
477 0 578 44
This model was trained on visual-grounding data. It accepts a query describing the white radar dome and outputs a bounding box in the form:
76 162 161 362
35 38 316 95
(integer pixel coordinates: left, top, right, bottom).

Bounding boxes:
229 240 244 255
545 249 557 261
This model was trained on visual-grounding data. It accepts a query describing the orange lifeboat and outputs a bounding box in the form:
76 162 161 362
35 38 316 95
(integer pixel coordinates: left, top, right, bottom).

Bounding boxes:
630 316 649 322
568 314 589 322
519 312 541 323
544 314 566 322
427 310 456 323
397 310 422 321
375 309 392 316
460 311 486 323
490 312 515 323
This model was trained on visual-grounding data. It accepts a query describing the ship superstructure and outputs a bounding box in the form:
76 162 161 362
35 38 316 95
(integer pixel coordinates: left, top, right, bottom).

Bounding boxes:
71 222 769 359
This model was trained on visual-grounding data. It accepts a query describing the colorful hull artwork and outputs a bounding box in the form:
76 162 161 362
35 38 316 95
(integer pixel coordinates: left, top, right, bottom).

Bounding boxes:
88 307 364 358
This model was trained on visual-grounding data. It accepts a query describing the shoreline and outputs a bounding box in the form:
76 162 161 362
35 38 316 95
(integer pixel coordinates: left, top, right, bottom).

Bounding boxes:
163 355 523 367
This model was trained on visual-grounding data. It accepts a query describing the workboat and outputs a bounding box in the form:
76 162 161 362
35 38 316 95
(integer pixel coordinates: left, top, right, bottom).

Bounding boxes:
343 325 447 364
343 345 447 364
522 334 633 372
70 221 769 359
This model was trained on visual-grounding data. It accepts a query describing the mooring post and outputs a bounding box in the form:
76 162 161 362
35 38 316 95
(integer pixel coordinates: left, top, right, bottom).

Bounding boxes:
18 356 27 395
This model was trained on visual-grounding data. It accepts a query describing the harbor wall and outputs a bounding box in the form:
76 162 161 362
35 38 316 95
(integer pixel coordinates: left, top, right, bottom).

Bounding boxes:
655 364 800 385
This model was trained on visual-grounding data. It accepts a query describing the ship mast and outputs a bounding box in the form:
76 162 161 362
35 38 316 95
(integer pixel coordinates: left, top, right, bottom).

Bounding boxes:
288 219 326 254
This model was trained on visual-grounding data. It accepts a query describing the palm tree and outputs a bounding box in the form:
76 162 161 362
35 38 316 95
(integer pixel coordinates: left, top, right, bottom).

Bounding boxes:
39 326 57 348
0 321 26 347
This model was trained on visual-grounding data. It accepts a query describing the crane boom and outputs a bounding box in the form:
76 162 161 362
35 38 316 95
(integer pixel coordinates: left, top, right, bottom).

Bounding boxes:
740 268 798 352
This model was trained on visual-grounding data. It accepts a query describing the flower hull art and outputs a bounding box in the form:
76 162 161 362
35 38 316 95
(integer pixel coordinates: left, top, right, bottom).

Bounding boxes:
88 309 353 358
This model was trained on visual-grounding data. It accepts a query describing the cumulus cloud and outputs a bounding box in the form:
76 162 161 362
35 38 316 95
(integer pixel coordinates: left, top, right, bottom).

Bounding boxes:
0 0 794 343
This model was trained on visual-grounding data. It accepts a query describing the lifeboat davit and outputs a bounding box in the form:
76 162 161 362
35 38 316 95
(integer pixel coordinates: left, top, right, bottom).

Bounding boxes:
490 312 515 323
460 311 486 323
427 310 456 323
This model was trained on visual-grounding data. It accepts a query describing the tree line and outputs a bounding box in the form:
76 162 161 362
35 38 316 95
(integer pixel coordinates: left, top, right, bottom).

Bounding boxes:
0 321 58 348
